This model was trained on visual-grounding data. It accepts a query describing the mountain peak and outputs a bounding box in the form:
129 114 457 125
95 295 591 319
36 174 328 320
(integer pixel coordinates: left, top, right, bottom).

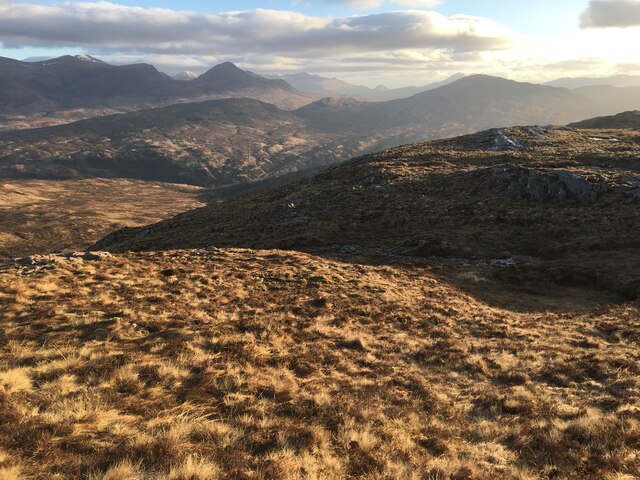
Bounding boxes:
195 62 254 83
173 70 200 81
73 53 104 63
203 62 244 75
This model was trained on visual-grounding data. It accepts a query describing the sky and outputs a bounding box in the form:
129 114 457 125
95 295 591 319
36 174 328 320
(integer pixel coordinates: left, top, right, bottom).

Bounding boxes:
0 0 639 87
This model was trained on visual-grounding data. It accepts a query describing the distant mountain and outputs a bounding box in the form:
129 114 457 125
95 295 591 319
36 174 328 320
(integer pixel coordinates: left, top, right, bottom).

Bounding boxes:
371 73 467 101
568 110 640 129
173 71 200 81
546 74 640 89
273 72 372 98
0 56 315 114
297 75 605 147
0 98 361 186
0 55 175 114
574 85 640 115
1 74 627 187
272 72 466 101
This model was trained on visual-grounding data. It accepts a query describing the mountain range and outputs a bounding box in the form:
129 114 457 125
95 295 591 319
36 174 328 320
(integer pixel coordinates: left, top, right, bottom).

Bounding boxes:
295 74 640 147
545 73 640 89
0 55 315 115
3 74 640 186
267 72 466 101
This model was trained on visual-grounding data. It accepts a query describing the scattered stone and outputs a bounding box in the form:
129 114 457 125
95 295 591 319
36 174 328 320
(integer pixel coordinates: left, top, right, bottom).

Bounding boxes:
80 251 113 261
489 258 518 268
553 170 603 205
487 128 524 151
480 165 606 204
523 126 549 137
16 256 39 266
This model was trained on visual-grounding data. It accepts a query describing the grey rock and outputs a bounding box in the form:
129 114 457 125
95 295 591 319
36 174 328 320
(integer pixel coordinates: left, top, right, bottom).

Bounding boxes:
81 251 113 261
553 170 602 205
626 189 640 204
488 128 524 151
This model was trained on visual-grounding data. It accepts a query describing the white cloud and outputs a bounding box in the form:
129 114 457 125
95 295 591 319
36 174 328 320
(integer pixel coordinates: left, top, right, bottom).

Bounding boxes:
324 0 442 8
393 0 443 7
0 2 510 55
0 1 636 87
580 0 640 28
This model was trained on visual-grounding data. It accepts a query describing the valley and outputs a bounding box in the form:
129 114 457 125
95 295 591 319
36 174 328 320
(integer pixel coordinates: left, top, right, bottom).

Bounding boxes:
0 179 205 258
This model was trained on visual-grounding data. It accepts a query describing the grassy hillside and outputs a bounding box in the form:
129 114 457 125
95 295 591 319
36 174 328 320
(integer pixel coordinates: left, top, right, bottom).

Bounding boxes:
0 249 638 479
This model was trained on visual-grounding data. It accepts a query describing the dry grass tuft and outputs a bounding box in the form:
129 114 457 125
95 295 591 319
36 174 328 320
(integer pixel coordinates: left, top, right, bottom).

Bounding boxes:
0 466 21 480
168 456 220 480
0 369 32 394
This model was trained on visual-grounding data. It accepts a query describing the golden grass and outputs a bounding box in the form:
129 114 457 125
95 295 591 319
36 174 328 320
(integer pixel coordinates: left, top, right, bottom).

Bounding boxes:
0 179 204 258
0 248 638 479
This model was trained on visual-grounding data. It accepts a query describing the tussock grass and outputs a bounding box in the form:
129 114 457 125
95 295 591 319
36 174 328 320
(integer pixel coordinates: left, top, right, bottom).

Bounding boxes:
0 249 638 479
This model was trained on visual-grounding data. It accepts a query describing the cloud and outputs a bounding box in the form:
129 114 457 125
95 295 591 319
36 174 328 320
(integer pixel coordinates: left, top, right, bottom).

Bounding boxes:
324 0 442 8
0 2 511 56
580 0 640 28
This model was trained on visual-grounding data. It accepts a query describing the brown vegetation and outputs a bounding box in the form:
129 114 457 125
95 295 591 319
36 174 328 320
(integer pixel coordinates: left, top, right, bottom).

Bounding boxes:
0 249 638 479
0 179 205 258
1 127 639 478
97 127 640 306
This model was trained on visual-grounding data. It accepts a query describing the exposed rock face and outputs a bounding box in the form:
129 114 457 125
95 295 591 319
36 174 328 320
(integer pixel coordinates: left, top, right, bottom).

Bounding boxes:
16 251 112 268
487 129 525 151
479 166 606 204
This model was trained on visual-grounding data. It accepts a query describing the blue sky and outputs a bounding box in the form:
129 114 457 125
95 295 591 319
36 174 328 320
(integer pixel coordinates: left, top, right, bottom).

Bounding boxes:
1 0 639 86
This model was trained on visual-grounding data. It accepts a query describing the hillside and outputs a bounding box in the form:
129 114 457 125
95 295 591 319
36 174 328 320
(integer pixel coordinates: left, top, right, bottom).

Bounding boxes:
569 110 640 129
296 75 607 146
1 75 610 187
0 98 362 186
1 127 639 479
97 127 640 303
0 56 314 118
1 248 637 479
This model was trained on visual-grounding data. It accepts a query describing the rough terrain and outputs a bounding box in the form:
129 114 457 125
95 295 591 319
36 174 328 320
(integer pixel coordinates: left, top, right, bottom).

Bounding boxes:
97 127 640 305
0 98 364 186
0 127 638 479
0 249 638 479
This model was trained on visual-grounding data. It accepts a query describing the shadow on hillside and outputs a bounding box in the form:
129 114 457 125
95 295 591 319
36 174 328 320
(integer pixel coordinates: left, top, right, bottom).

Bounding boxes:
103 239 637 313
285 248 639 314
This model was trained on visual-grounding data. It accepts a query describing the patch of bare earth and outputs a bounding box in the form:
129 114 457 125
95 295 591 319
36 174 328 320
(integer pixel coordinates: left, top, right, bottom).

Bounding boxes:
0 249 638 479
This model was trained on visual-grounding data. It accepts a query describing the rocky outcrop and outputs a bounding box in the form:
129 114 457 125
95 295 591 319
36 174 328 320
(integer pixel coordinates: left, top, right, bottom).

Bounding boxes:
479 165 606 204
